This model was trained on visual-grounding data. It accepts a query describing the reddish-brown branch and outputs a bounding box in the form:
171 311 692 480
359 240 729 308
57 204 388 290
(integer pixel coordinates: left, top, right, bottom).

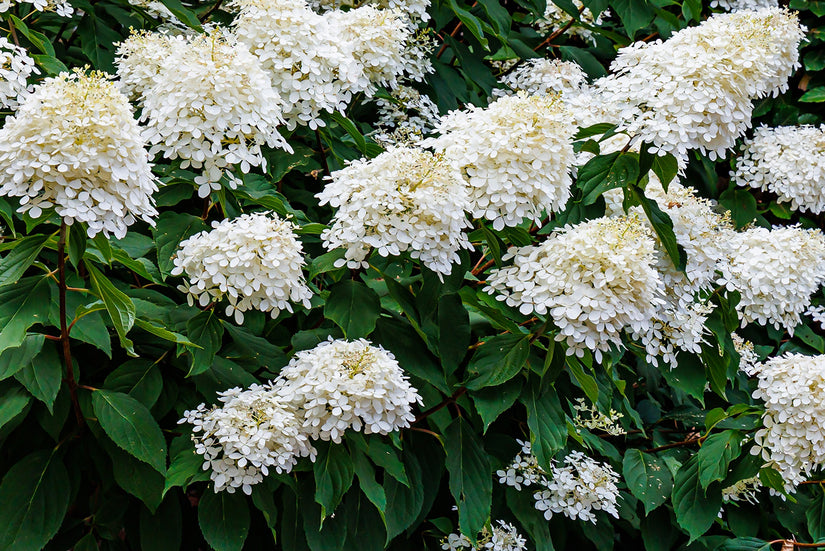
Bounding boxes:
768 540 825 549
58 223 85 428
413 387 468 424
532 6 585 52
471 259 496 276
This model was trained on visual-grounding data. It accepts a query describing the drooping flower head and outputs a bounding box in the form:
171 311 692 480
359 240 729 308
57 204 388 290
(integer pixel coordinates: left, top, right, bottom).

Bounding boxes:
746 353 825 492
717 225 825 333
592 7 805 161
276 338 422 443
485 213 664 362
0 70 158 238
734 125 825 214
0 36 38 110
180 383 316 494
317 146 472 276
427 92 576 230
119 30 291 197
171 212 313 324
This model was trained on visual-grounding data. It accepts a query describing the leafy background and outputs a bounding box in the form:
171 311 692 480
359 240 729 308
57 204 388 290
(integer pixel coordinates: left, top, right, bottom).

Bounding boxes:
0 0 824 550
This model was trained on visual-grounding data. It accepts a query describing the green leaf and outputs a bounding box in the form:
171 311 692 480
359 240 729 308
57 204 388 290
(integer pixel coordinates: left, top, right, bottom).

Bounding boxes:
314 442 355 519
92 389 167 474
476 0 511 35
363 436 409 486
447 0 489 49
352 448 387 520
800 87 825 103
0 451 70 551
444 417 492 539
140 495 182 551
715 538 771 551
104 359 163 409
578 152 639 205
77 14 117 71
610 0 655 37
68 223 87 268
0 333 45 380
330 112 367 155
720 188 758 229
14 341 61 412
106 442 164 512
471 377 523 432
672 456 722 542
506 487 554 551
0 277 51 355
697 430 743 489
465 333 530 390
134 318 199 348
0 381 31 433
223 322 287 369
198 490 251 551
566 356 599 404
622 449 673 515
7 15 54 56
186 310 224 376
521 378 567 468
438 293 470 374
157 0 202 29
651 154 679 189
0 235 48 287
87 264 137 356
325 280 381 339
631 186 687 272
383 451 424 542
151 212 208 276
164 446 209 496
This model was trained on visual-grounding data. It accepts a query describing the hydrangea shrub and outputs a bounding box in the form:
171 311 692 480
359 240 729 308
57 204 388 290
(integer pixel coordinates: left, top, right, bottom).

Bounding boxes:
0 1 825 551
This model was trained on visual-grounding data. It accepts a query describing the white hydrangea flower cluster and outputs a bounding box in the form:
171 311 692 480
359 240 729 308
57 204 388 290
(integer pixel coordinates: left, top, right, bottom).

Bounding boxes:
573 398 625 436
325 6 416 91
127 0 179 21
0 0 72 16
494 58 587 98
180 383 316 494
0 37 38 110
232 0 364 130
440 521 527 551
710 0 777 11
498 443 620 523
171 212 313 325
746 353 825 492
275 338 422 443
536 0 607 45
317 146 472 276
534 451 621 523
734 125 825 214
372 84 440 146
0 70 158 238
807 305 825 332
717 225 825 333
485 214 664 362
232 0 424 129
182 338 421 493
592 8 805 161
497 439 549 491
308 0 430 21
115 30 174 101
118 30 291 198
629 181 733 367
427 92 576 231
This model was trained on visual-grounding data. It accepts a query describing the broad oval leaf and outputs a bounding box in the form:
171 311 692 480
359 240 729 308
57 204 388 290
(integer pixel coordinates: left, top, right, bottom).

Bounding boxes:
444 417 492 539
622 449 673 515
92 389 167 474
0 450 70 551
324 280 381 339
198 490 251 551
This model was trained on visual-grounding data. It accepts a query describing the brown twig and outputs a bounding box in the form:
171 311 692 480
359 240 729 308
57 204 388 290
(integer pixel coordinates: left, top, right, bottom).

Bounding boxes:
58 223 85 428
644 432 703 453
7 18 20 47
532 6 585 52
413 387 468 424
768 540 825 549
471 259 496 276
